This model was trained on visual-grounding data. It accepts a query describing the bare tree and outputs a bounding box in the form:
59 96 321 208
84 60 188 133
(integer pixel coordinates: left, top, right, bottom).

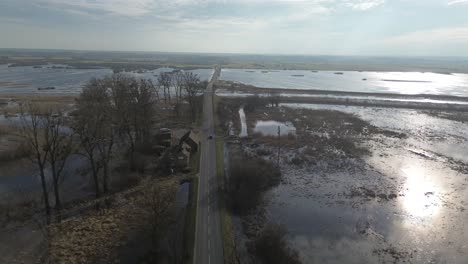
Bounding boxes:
106 74 156 170
131 78 156 142
43 107 73 220
173 71 184 103
19 103 51 223
158 72 172 104
109 74 137 154
74 78 114 197
269 91 281 107
146 78 159 101
139 181 177 246
96 126 115 194
182 72 205 119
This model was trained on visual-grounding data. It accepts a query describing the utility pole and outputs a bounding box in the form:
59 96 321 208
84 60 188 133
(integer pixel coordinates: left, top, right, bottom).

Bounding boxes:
277 125 281 166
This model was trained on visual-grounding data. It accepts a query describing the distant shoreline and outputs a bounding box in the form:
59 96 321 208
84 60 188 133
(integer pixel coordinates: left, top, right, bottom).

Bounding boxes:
1 49 468 74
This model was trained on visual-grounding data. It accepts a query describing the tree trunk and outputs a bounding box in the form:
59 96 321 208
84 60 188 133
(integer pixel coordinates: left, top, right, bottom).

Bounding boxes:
51 164 62 222
38 164 51 224
53 181 61 222
102 162 109 193
168 87 171 103
90 159 100 198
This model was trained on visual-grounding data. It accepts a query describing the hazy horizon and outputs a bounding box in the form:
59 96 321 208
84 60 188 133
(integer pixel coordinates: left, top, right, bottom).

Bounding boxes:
2 48 468 60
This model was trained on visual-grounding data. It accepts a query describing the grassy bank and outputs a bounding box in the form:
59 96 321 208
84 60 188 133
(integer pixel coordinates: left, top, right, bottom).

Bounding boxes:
183 147 200 264
213 94 237 263
216 133 237 264
183 176 198 264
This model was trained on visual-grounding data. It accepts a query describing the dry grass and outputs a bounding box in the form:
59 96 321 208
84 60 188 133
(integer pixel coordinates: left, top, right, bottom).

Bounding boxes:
0 124 30 163
49 178 179 264
0 95 76 115
250 132 299 148
0 141 31 163
0 123 16 136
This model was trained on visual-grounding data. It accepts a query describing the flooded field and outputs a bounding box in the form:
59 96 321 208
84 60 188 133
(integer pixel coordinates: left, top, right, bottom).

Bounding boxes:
226 101 468 263
220 69 468 97
253 120 296 137
0 64 213 95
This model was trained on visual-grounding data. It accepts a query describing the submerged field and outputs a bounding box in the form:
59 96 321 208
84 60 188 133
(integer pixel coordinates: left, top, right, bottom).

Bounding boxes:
0 64 214 95
219 69 468 97
219 97 468 263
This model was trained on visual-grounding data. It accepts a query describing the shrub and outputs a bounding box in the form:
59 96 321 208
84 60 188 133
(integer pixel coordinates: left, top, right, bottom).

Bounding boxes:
0 139 31 162
250 224 301 264
244 95 268 113
227 155 281 215
112 172 141 191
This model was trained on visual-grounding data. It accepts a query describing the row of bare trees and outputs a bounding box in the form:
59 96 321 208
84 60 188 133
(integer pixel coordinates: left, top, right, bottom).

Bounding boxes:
156 71 206 117
75 74 158 198
20 73 161 223
20 71 206 223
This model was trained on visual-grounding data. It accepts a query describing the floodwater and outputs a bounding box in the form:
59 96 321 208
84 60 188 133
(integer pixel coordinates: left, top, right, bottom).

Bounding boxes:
176 182 190 209
238 107 248 137
282 103 468 163
253 120 296 136
220 69 468 97
0 154 90 205
0 64 214 95
0 116 90 204
0 64 112 94
247 104 468 263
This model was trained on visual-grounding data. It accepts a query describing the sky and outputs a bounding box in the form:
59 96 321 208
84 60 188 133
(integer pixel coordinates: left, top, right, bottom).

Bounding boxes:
1 0 468 56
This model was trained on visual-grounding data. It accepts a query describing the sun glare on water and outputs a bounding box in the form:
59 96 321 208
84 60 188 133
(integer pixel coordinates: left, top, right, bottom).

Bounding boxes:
401 166 441 218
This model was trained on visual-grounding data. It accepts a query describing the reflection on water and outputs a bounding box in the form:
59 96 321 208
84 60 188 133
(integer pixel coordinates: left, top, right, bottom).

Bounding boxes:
372 72 468 95
259 103 468 263
176 182 190 208
0 64 112 94
238 107 248 137
401 165 440 218
220 69 468 97
254 120 296 136
0 64 214 94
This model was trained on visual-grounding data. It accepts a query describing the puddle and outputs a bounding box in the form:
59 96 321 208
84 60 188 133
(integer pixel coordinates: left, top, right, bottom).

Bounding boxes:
176 182 190 208
254 120 296 136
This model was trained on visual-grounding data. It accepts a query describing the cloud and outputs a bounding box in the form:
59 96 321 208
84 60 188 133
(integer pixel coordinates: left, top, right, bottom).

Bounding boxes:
448 0 468 5
344 0 385 10
33 0 385 19
37 0 158 17
379 27 468 45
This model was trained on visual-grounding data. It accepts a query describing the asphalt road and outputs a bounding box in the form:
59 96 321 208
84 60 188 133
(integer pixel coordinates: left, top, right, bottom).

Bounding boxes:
194 66 224 264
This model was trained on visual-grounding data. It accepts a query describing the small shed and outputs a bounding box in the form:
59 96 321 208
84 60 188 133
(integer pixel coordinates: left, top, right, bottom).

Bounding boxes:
179 131 198 153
